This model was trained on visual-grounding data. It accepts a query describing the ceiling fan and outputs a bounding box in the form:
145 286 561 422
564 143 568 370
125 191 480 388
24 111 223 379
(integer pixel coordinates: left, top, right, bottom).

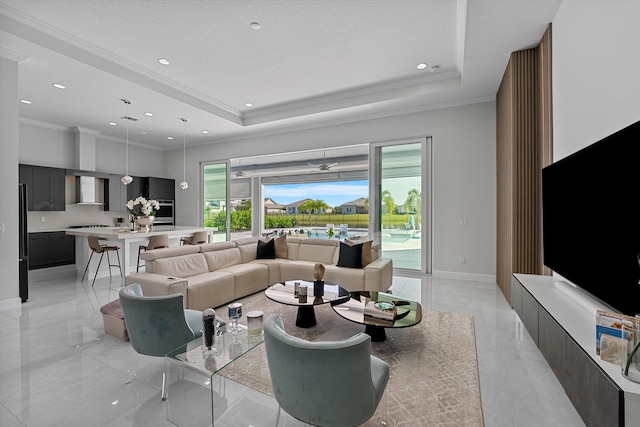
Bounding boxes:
235 159 246 177
307 150 339 171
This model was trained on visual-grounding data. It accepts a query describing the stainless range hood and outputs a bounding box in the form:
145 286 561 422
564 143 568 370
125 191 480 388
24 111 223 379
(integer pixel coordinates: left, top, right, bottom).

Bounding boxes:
76 176 104 205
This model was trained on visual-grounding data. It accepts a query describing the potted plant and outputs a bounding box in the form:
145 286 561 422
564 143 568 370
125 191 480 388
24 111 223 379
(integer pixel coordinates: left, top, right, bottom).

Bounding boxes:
126 197 160 232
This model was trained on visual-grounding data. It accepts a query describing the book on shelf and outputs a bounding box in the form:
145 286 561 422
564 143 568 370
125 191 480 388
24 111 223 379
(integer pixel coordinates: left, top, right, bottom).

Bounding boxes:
595 309 637 358
364 301 396 321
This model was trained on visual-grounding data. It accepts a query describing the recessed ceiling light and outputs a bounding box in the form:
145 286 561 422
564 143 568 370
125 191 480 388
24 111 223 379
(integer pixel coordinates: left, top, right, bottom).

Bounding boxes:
250 22 261 30
245 103 253 107
158 58 170 65
144 112 153 117
416 63 428 70
201 130 209 134
141 131 147 134
429 65 441 72
167 136 173 140
52 83 66 89
108 122 117 126
19 99 32 104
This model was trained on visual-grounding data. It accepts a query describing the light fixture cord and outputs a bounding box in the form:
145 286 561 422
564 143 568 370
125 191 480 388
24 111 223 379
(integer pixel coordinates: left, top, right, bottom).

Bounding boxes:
182 118 187 182
125 100 130 175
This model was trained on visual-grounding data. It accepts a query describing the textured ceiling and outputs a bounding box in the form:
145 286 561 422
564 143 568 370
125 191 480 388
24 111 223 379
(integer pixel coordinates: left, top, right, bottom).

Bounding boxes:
0 0 561 150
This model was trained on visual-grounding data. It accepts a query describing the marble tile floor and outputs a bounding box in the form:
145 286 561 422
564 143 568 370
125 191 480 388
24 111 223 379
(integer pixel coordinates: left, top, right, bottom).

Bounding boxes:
0 266 586 427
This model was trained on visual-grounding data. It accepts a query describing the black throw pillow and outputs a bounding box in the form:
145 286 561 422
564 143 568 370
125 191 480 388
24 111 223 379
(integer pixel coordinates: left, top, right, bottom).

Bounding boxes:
337 241 363 269
257 238 276 259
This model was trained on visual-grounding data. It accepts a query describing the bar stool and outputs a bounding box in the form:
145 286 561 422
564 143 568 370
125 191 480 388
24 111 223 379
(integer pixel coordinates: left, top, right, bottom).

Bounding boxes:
137 234 169 272
81 235 122 286
180 230 208 245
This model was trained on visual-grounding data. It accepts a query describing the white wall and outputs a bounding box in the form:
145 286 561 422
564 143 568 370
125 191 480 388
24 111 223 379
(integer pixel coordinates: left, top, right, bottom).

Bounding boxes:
167 102 498 279
0 56 20 308
553 0 640 160
19 122 165 176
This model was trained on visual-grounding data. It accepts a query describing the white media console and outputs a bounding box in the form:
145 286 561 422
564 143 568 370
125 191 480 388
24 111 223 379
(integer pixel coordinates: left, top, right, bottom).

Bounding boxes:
511 274 640 427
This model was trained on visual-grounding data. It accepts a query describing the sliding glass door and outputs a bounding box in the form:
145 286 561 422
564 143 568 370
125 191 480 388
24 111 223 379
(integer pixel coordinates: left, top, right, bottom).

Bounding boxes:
203 162 228 242
370 138 431 273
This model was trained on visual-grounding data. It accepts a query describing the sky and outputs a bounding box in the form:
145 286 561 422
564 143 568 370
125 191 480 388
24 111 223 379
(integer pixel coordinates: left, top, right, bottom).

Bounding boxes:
264 180 368 207
264 177 421 208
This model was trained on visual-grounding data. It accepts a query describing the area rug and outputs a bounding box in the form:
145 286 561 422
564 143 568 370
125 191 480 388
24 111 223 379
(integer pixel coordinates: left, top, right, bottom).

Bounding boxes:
217 292 484 426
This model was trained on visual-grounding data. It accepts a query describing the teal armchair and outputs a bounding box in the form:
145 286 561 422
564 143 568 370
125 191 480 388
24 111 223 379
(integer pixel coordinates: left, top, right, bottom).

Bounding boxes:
119 283 204 399
263 314 389 427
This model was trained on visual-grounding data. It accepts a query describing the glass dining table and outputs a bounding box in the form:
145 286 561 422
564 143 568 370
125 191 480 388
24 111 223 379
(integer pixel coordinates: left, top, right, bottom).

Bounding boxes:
163 327 264 425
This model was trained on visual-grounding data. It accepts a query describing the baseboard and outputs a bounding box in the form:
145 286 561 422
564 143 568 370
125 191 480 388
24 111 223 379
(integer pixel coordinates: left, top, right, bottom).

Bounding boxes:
0 297 22 312
432 270 496 283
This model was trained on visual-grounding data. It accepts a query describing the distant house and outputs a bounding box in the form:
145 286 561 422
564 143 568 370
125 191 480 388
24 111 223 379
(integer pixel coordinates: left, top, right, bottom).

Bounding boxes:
264 198 285 214
340 198 368 214
286 198 313 214
286 198 330 215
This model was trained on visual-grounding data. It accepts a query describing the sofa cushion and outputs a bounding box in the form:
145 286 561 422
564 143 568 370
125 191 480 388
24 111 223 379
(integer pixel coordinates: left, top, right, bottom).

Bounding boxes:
280 260 319 283
141 245 200 261
249 259 283 285
345 239 373 267
203 248 242 271
218 263 269 300
199 242 237 252
185 271 235 311
153 253 209 277
296 239 337 264
324 265 366 291
337 241 363 269
274 234 288 258
257 238 276 259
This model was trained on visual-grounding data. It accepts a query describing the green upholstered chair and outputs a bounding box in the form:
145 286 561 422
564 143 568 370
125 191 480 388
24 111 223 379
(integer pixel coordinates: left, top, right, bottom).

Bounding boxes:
119 283 204 399
263 314 390 427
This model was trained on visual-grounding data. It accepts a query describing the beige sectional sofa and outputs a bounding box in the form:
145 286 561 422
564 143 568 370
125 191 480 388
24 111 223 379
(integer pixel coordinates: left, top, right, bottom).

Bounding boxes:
124 237 393 310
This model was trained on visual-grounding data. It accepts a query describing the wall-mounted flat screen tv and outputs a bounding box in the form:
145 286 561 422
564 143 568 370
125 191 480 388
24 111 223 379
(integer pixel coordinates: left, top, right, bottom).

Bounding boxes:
542 120 640 316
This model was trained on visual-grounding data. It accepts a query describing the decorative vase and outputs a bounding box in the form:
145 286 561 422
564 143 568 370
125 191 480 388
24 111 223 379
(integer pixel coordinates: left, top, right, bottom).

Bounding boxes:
313 280 324 297
621 323 640 384
136 216 154 232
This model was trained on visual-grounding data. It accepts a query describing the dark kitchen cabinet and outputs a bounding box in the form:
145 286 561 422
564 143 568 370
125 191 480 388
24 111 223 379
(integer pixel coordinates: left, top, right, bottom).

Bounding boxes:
147 177 175 200
126 176 145 201
28 233 49 269
124 176 175 201
19 164 66 211
28 232 75 269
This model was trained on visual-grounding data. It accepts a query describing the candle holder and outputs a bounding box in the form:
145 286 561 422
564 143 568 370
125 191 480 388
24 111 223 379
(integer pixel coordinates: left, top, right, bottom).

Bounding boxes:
227 303 243 335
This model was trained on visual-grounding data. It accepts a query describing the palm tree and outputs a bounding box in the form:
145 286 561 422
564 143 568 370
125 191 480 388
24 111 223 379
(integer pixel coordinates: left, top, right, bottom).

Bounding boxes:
299 200 314 226
381 190 395 229
309 199 330 226
404 188 421 227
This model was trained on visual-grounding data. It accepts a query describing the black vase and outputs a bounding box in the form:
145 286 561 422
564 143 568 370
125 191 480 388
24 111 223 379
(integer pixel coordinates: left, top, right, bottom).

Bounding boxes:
313 280 324 297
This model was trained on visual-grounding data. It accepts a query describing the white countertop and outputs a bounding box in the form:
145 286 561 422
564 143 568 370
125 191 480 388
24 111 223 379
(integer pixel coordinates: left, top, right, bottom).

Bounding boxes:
65 225 212 239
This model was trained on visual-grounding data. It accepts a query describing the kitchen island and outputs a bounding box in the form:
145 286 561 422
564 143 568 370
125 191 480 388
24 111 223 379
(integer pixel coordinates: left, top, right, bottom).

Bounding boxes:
66 226 216 278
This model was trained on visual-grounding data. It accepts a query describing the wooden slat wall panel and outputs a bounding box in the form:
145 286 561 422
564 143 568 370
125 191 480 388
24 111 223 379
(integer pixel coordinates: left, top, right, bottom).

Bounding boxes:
496 25 553 303
538 24 553 275
496 60 514 301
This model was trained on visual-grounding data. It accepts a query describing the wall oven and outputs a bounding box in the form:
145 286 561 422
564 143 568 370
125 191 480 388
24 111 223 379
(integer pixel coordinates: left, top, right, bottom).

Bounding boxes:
154 200 174 225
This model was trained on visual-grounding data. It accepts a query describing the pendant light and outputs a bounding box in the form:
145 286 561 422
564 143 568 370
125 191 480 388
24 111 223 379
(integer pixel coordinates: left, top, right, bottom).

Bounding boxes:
179 118 188 190
121 99 133 185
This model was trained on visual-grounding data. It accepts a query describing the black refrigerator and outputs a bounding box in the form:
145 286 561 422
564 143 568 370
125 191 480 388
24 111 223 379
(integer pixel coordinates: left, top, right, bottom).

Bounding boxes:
19 183 29 302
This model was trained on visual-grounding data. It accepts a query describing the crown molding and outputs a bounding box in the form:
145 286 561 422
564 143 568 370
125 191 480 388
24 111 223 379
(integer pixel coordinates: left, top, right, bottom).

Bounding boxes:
0 46 29 62
189 94 495 148
0 4 242 124
19 117 164 151
242 71 461 126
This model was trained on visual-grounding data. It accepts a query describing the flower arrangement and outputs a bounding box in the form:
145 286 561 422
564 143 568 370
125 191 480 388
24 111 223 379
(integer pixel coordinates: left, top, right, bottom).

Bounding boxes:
126 197 160 218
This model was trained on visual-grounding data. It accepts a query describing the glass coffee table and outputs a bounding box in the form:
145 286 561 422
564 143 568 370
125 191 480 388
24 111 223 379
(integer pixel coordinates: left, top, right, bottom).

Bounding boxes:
265 280 350 328
163 328 264 425
331 291 422 342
